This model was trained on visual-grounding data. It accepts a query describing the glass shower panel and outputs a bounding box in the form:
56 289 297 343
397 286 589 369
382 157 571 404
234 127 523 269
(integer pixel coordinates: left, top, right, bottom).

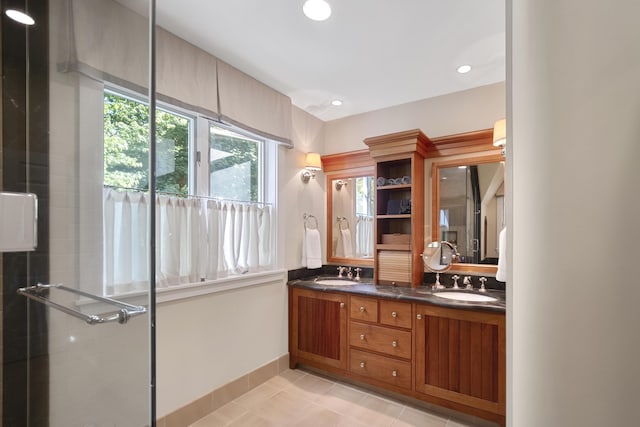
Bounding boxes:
2 0 153 425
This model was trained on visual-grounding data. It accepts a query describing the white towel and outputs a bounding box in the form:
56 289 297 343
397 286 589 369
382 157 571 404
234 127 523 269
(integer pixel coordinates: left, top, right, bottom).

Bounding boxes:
303 228 322 269
496 227 507 282
339 228 354 258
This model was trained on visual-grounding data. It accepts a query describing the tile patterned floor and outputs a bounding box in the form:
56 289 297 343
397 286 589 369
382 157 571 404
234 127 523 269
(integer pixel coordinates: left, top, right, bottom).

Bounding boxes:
191 369 492 427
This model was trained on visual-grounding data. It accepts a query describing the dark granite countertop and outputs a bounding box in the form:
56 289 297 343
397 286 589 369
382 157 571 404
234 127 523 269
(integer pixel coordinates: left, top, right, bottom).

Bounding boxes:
287 276 506 313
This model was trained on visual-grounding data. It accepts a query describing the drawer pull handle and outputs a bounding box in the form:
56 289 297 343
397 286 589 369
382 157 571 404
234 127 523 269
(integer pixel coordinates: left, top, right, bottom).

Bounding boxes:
392 340 398 348
359 306 365 312
360 362 366 369
340 302 345 308
360 334 365 341
391 311 397 318
416 314 423 320
392 370 398 377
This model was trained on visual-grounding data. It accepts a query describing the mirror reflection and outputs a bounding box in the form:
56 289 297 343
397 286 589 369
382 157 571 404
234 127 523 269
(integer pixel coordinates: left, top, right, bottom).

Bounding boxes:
331 176 375 260
437 161 505 264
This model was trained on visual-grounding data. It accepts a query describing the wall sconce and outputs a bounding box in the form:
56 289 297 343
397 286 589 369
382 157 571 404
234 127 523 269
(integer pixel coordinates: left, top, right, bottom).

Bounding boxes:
335 179 348 190
493 118 506 155
301 152 322 183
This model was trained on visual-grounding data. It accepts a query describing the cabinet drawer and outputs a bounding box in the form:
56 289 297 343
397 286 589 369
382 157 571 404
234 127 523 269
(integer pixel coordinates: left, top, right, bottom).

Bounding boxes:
350 322 412 359
350 296 378 322
379 300 412 329
350 349 411 390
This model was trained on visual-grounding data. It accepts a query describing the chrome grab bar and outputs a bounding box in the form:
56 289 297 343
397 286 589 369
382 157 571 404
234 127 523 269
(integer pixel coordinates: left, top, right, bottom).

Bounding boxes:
17 283 147 325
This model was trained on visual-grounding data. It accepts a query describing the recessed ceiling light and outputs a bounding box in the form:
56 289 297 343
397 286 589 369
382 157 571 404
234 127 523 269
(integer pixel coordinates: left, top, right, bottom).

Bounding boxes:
5 9 35 25
331 99 343 106
457 65 472 74
303 0 331 21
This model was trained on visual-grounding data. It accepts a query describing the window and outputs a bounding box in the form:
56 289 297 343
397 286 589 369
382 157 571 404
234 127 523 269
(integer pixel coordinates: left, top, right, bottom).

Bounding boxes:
209 124 261 202
103 90 191 195
102 88 276 295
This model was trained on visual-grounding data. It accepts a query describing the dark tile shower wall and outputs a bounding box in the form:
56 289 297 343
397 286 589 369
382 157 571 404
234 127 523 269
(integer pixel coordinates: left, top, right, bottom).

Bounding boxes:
2 0 50 425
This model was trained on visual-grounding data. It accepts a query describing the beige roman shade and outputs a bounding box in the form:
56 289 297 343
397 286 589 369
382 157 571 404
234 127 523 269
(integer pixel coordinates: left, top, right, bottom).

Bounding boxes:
217 61 293 146
157 28 218 118
58 0 293 145
58 0 149 90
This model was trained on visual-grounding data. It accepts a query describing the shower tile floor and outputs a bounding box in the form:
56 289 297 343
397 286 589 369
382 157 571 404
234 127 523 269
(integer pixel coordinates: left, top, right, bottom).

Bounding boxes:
190 369 496 427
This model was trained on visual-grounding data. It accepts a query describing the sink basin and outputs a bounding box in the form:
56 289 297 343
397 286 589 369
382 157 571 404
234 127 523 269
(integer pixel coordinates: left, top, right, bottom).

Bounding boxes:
315 279 360 286
433 291 498 302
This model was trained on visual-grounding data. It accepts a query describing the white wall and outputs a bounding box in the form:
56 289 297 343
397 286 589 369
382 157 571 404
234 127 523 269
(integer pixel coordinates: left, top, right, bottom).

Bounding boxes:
156 280 288 416
324 82 505 154
509 0 640 425
283 107 326 269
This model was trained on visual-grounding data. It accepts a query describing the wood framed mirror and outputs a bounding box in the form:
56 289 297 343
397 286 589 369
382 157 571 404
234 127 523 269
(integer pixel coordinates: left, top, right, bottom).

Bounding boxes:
322 150 375 267
431 153 504 274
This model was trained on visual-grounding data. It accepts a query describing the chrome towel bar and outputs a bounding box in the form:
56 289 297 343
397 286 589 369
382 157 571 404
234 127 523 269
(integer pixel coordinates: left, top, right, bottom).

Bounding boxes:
17 283 146 325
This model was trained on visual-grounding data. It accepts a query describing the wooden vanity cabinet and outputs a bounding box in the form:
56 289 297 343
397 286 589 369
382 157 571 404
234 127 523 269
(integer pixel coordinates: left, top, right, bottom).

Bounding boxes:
414 304 506 420
288 287 506 426
289 288 348 371
348 296 413 390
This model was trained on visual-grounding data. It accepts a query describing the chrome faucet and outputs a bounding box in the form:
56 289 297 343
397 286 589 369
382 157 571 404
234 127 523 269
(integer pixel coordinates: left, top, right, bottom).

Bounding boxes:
354 268 362 281
451 275 460 289
337 266 346 278
346 267 353 279
479 277 488 292
463 276 473 290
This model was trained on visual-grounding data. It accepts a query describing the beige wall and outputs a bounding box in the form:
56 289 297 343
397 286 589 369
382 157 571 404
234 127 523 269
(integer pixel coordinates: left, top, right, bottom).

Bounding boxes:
509 0 640 425
156 280 288 416
324 82 505 154
283 107 326 269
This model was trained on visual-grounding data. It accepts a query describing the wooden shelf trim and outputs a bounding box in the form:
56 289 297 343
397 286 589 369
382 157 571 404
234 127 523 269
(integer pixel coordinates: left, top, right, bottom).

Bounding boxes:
377 214 412 219
376 184 412 190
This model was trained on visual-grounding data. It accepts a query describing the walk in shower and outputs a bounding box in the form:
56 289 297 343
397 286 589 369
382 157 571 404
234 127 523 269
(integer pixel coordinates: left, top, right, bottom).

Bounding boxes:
2 0 157 425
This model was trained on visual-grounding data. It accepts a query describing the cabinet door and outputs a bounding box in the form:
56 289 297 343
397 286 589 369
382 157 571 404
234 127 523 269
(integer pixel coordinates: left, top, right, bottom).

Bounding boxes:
415 304 506 416
290 288 348 370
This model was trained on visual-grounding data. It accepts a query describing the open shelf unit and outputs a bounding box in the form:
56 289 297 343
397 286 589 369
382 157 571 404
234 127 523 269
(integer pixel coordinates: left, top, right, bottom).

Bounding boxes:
364 130 431 287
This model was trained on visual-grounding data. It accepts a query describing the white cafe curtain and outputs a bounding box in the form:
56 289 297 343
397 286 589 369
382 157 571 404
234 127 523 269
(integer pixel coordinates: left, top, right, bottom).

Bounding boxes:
103 189 272 295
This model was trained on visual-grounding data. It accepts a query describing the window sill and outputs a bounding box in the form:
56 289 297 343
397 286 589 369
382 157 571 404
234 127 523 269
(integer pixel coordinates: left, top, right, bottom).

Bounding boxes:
156 269 287 304
75 270 286 314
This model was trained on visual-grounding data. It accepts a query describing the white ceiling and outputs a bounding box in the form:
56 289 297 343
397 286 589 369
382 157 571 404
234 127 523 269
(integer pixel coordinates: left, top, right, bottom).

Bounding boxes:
148 0 505 122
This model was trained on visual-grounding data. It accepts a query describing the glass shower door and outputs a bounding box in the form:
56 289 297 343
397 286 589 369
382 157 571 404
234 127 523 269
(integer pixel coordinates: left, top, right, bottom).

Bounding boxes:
2 0 154 425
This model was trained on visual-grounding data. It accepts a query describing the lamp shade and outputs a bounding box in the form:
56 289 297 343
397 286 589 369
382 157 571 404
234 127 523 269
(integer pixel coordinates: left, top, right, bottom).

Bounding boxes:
305 152 322 170
493 118 506 147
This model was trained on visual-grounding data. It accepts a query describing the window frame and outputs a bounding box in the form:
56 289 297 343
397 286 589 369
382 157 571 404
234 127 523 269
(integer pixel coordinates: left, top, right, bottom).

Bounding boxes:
102 86 279 299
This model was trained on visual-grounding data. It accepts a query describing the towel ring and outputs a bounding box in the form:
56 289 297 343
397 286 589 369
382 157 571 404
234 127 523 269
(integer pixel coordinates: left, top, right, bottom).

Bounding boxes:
336 216 350 231
303 213 319 230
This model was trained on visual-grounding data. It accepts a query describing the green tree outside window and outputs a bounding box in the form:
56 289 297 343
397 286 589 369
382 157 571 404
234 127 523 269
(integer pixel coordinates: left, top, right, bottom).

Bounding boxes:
103 92 189 195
